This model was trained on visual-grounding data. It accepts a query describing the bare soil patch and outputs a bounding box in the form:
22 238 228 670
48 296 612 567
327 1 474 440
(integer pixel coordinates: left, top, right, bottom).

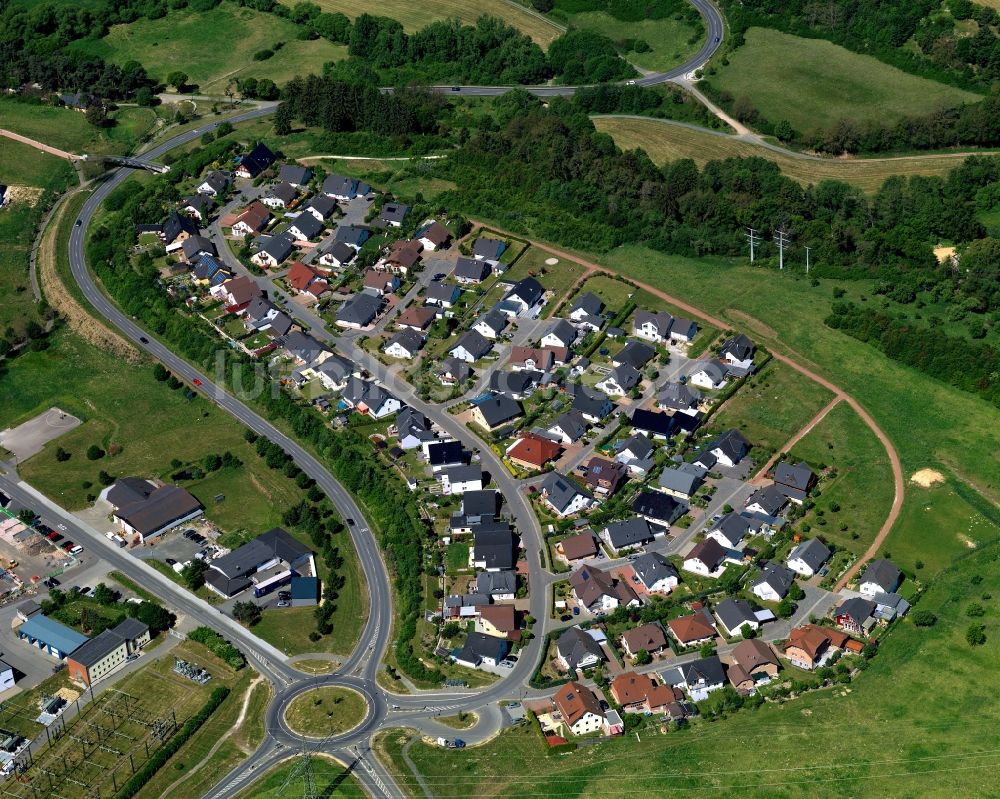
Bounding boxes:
910 468 945 488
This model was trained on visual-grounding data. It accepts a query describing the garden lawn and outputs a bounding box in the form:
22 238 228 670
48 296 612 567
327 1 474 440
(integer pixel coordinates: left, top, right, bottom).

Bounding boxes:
387 534 1000 797
786 402 894 555
72 2 346 93
290 0 564 47
558 11 700 72
711 28 980 132
591 116 996 195
233 755 367 799
283 686 367 738
0 97 153 155
502 245 586 296
575 273 635 314
710 361 834 457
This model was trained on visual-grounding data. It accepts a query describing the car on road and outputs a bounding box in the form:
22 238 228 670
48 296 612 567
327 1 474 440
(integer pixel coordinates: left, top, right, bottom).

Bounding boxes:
193 378 202 386
432 273 446 281
450 86 460 92
139 336 148 344
69 545 83 554
715 36 720 42
75 219 82 227
346 518 355 526
126 653 140 662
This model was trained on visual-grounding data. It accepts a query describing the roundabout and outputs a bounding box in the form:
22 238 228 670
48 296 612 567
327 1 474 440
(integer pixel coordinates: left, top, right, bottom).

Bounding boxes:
283 686 369 740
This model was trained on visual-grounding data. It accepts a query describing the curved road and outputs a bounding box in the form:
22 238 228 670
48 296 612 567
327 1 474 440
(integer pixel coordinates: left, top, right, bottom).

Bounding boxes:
58 4 729 796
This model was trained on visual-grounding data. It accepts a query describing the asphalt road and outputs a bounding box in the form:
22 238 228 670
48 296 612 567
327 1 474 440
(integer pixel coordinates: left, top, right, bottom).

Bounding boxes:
55 5 728 794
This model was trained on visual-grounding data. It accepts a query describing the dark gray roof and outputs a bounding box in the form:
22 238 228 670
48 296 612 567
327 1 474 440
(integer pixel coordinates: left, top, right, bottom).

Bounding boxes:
457 632 508 664
183 194 214 215
427 440 464 467
722 334 755 361
476 570 517 595
473 237 506 260
603 517 654 549
461 489 499 520
259 233 294 263
632 552 678 589
199 171 230 193
334 224 369 247
506 277 543 307
860 559 901 592
571 291 604 317
451 330 492 360
162 211 198 244
545 319 576 346
618 433 653 461
605 363 640 391
630 409 674 438
836 597 876 625
570 385 613 419
454 257 491 282
281 331 328 362
476 310 508 334
475 395 522 427
709 428 751 463
323 241 357 266
442 464 482 485
267 182 297 206
539 473 590 513
752 562 795 597
473 527 516 570
322 174 358 197
337 292 382 326
386 329 423 355
239 143 276 177
490 370 539 397
210 527 311 580
550 410 588 442
306 194 336 218
290 211 323 239
714 598 757 633
658 463 705 495
669 655 725 688
788 538 832 572
279 164 311 185
114 485 202 537
746 484 787 516
68 618 149 667
658 382 701 410
634 309 673 335
182 235 216 260
379 202 410 224
614 340 655 370
426 282 461 304
774 461 815 493
556 627 604 669
710 512 750 546
107 477 156 509
631 491 684 525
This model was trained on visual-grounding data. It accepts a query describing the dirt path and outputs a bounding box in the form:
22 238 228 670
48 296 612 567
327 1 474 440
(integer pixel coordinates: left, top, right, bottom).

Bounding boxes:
0 128 81 161
751 396 843 484
156 675 266 799
476 222 906 589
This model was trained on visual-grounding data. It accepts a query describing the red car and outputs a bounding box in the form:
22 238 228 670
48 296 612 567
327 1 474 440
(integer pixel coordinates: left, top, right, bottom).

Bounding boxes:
62 541 75 551
46 531 59 540
193 379 202 386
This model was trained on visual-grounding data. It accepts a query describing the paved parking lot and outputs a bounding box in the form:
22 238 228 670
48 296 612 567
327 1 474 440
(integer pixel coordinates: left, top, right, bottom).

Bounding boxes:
0 408 80 463
132 529 206 567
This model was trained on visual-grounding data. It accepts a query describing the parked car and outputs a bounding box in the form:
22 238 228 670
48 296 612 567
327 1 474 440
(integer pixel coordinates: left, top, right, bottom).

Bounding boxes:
276 600 290 608
165 558 177 566
572 607 580 616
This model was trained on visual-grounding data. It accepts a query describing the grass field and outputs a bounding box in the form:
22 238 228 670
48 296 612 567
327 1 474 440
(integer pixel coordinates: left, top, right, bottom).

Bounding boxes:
591 116 997 194
385 531 1000 797
574 273 635 314
233 755 366 799
710 360 835 457
502 245 586 295
291 0 564 47
711 28 980 132
0 97 155 155
559 11 699 71
283 686 367 738
582 246 1000 548
785 401 894 554
73 2 346 94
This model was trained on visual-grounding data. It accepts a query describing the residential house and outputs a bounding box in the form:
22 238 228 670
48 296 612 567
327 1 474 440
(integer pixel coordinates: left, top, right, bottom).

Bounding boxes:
214 275 262 313
476 571 517 602
473 237 506 260
745 484 788 517
454 256 491 285
489 369 540 400
595 364 640 396
261 182 297 209
303 194 336 223
570 385 613 424
336 292 382 329
311 355 356 392
658 383 702 415
500 277 544 318
322 174 360 201
197 170 230 196
230 201 270 237
425 282 461 309
396 407 435 450
384 329 424 360
250 234 294 268
280 331 329 365
415 220 451 251
362 269 400 295
278 164 311 187
473 527 517 572
632 552 679 594
713 598 760 637
396 305 436 331
555 627 605 671
751 562 797 602
506 433 562 471
235 143 276 179
784 624 849 670
473 310 508 339
476 604 518 639
720 334 755 371
621 622 669 659
773 461 817 504
450 330 493 363
610 672 679 714
663 655 726 701
612 340 655 370
288 211 324 242
601 518 655 554
669 317 698 343
437 357 471 387
425 440 464 472
287 261 322 295
318 241 358 270
688 359 728 390
786 538 832 578
181 235 216 261
833 597 877 636
548 410 588 444
538 473 592 518
470 395 522 432
557 531 599 562
682 538 728 578
706 512 750 550
583 457 628 498
569 292 604 325
630 409 675 441
541 319 577 349
633 309 674 343
616 433 655 477
631 491 685 529
859 559 902 597
727 639 780 695
352 383 401 419
334 224 370 250
872 592 910 623
553 681 605 736
700 428 751 469
657 462 706 500
182 194 214 221
667 608 718 647
161 212 198 253
378 202 409 228
190 254 230 287
453 632 509 669
509 346 562 372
